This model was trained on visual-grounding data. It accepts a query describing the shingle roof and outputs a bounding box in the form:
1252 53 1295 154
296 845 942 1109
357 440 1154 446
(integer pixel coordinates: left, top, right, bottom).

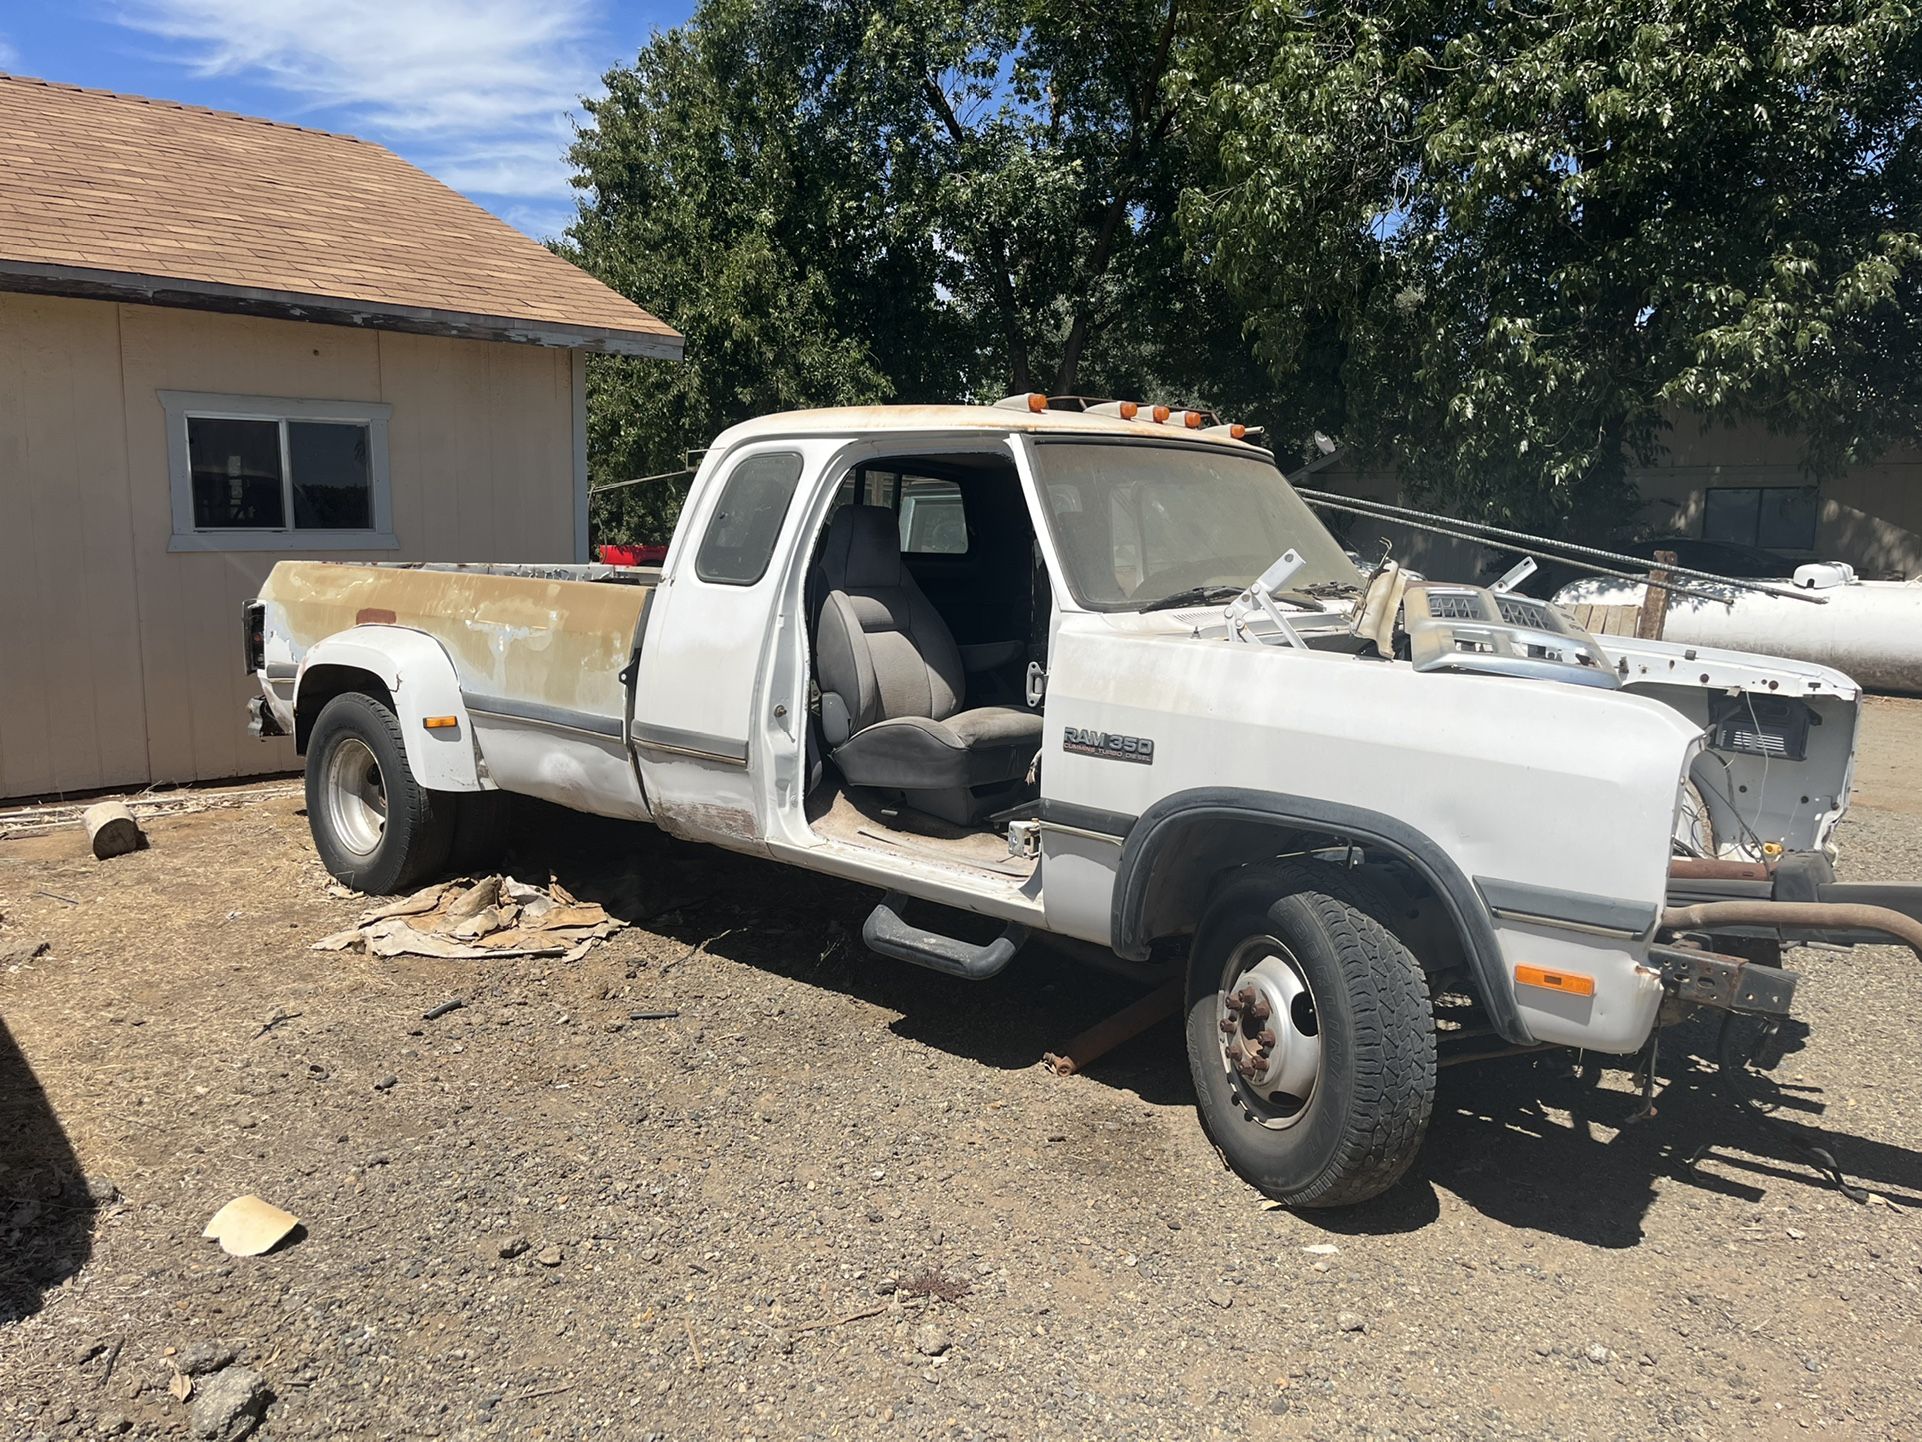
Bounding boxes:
0 74 681 357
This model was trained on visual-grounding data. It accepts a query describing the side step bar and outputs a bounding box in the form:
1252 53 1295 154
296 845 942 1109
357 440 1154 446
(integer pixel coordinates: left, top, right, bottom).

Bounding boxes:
862 892 1028 981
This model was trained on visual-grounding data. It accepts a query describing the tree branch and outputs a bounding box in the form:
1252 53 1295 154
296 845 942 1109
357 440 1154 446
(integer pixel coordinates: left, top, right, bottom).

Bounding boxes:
922 70 1031 389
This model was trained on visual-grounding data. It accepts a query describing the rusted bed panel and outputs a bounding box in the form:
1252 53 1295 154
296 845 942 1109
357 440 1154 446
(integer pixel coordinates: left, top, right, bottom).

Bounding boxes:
260 562 652 720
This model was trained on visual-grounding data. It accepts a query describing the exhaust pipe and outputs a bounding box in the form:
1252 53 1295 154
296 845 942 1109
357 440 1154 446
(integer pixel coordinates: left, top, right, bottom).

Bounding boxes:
1661 900 1922 961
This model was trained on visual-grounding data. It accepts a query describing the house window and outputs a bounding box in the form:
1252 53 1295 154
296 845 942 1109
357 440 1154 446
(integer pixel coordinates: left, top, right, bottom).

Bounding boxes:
1701 485 1818 552
162 392 396 552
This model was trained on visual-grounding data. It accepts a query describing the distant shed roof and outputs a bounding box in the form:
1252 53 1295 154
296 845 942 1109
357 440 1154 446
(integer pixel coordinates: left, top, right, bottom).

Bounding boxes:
0 73 681 358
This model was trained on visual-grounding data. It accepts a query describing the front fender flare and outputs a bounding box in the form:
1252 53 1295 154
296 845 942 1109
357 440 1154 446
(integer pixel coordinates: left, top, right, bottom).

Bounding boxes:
1110 787 1530 1046
295 626 484 792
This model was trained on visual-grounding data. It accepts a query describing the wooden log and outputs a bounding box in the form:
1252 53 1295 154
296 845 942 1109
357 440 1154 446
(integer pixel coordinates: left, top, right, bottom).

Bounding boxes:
82 801 143 859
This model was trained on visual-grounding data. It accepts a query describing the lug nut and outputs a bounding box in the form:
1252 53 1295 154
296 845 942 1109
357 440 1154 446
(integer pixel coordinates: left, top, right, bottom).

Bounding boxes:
1218 1019 1237 1035
1248 998 1272 1022
1258 1029 1276 1048
1224 992 1244 1012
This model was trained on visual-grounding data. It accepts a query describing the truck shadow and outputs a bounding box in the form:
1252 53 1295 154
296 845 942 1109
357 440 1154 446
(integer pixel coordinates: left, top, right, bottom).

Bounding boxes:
1317 1028 1922 1247
523 804 1922 1247
0 1017 95 1323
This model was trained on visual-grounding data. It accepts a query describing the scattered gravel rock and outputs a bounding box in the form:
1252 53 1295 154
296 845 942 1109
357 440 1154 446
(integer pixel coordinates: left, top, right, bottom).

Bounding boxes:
497 1235 531 1260
535 1245 564 1268
1587 1344 1613 1365
1337 1311 1367 1333
189 1366 270 1441
84 1177 120 1205
175 1341 239 1377
914 1324 950 1357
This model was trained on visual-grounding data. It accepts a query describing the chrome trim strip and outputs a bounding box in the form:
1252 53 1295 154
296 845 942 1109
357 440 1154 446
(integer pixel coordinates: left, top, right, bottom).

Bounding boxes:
1474 876 1656 939
464 693 624 741
628 721 750 767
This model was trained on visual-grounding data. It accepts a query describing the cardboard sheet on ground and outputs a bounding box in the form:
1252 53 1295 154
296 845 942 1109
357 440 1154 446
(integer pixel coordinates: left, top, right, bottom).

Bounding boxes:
204 1194 301 1256
312 875 623 961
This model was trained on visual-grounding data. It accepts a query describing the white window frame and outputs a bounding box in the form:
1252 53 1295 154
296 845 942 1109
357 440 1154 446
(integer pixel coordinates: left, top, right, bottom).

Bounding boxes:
162 390 397 552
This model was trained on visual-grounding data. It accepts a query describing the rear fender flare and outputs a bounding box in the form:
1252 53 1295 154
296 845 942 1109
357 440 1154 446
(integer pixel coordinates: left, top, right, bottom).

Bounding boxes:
294 626 484 792
1110 787 1529 1045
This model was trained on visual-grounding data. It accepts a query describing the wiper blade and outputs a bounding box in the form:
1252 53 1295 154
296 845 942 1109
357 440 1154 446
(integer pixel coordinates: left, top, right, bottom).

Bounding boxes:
1140 585 1245 612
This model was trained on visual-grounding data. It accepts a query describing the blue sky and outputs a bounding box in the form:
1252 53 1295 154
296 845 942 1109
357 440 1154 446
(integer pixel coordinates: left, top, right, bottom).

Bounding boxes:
0 2 692 239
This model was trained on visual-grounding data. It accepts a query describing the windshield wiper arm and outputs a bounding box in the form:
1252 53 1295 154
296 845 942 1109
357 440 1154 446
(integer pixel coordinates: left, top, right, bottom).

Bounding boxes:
1140 585 1246 612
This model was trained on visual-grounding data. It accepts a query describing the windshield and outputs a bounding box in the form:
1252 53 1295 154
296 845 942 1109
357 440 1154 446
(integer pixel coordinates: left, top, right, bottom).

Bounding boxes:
1030 440 1361 612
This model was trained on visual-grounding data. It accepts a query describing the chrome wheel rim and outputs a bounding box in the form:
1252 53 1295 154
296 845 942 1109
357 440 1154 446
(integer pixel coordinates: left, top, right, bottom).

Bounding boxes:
323 736 387 858
1217 936 1322 1130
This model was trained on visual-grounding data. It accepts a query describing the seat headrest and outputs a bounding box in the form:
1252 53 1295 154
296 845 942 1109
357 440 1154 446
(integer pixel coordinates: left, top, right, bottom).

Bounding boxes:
819 504 905 591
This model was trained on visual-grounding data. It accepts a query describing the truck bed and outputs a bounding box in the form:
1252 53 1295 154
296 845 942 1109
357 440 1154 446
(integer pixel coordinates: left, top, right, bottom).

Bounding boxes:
260 561 653 724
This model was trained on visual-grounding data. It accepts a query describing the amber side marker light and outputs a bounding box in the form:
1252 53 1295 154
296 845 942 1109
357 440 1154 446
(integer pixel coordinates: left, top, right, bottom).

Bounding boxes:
1514 964 1595 998
422 716 460 730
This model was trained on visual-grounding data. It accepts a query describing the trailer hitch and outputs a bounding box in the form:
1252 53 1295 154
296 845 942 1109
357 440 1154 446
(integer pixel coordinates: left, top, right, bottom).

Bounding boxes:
1646 943 1797 1017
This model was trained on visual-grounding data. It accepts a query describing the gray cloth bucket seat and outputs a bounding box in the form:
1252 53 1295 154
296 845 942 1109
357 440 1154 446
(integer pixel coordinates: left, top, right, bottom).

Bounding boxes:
813 506 1041 822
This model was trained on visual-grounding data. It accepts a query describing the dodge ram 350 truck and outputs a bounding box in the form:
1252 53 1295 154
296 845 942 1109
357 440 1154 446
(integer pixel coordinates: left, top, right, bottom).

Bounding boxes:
245 399 1922 1207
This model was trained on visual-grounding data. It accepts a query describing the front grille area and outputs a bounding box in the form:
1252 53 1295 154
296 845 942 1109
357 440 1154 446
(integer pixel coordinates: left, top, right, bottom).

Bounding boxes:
1495 596 1552 628
1424 590 1483 620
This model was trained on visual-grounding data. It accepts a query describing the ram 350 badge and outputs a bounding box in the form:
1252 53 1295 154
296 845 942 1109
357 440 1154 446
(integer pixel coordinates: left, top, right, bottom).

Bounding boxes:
1062 727 1155 764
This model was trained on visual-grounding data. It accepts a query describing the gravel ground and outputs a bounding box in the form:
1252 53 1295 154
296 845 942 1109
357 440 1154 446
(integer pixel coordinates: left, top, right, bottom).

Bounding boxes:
3 701 1921 1440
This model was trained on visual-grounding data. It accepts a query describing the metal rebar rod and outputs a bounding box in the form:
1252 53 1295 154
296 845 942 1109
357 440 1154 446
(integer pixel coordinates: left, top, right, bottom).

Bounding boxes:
1294 486 1828 605
1298 494 1765 607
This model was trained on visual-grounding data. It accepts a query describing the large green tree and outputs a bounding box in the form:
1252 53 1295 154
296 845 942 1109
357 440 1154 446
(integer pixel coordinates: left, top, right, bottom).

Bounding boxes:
563 0 1281 543
1182 1 1922 530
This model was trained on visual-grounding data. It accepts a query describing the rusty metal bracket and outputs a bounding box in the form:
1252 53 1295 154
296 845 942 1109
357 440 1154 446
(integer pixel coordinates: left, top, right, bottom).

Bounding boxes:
1648 943 1798 1016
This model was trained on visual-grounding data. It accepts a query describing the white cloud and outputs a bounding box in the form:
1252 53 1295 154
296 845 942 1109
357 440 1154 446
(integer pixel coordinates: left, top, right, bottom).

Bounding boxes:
0 33 19 69
120 0 609 226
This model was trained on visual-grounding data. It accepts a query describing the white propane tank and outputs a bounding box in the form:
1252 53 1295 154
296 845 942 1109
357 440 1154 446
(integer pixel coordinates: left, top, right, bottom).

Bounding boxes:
1555 569 1922 693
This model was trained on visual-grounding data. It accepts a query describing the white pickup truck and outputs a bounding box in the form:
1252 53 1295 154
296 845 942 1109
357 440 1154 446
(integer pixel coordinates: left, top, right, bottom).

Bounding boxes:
245 399 1922 1207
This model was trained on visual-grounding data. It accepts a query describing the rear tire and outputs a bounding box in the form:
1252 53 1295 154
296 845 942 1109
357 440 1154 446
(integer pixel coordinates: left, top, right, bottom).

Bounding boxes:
1185 860 1436 1207
306 692 452 894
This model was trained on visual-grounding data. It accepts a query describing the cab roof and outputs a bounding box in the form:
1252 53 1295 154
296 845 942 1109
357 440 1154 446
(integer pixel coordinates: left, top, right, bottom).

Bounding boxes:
707 403 1263 453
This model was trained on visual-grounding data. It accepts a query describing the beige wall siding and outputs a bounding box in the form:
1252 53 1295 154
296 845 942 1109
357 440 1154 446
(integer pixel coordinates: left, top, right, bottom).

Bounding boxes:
0 295 150 796
0 292 578 799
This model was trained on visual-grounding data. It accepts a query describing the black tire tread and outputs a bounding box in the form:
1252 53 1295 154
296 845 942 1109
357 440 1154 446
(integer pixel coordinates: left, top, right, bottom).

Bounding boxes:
305 692 451 894
1187 859 1436 1207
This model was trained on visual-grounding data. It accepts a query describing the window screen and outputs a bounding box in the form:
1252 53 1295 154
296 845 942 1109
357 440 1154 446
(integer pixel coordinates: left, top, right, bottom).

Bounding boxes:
188 417 286 529
695 451 805 584
289 421 373 529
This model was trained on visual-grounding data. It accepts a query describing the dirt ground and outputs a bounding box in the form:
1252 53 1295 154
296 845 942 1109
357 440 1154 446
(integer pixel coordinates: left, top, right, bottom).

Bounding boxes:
4 704 1922 1441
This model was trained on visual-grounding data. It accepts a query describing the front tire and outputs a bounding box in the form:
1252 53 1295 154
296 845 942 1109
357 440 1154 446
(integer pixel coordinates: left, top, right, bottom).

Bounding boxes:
1185 860 1436 1207
306 692 451 894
